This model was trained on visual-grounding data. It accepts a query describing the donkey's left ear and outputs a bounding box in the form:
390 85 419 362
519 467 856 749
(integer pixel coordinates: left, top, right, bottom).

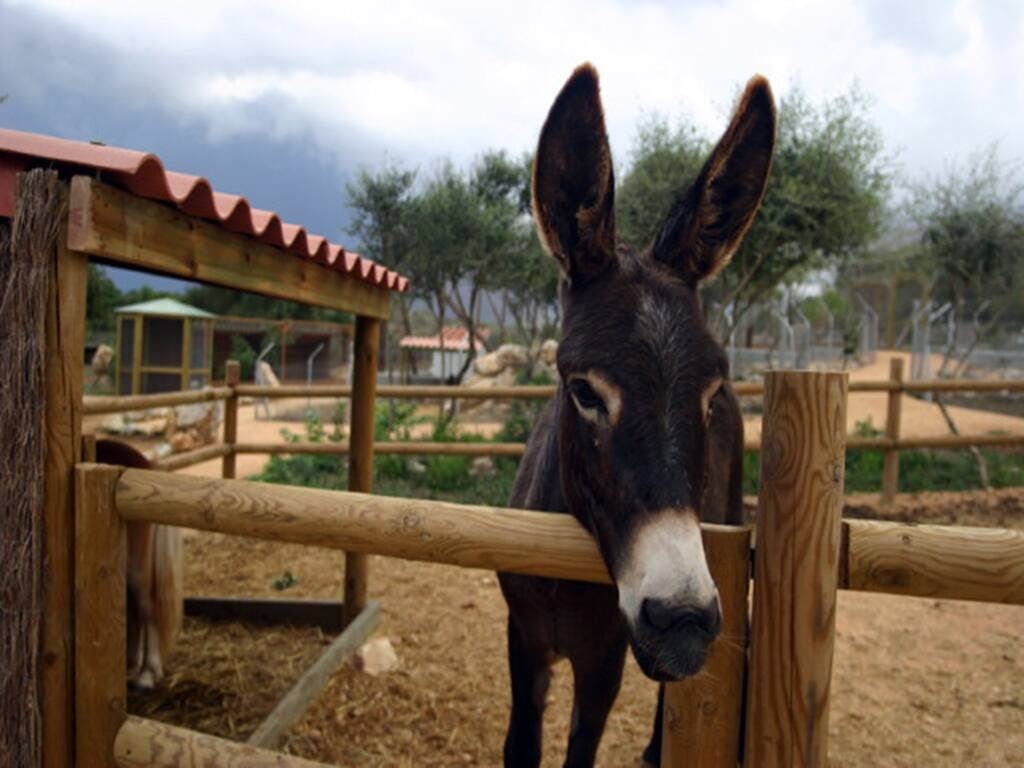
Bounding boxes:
652 75 776 285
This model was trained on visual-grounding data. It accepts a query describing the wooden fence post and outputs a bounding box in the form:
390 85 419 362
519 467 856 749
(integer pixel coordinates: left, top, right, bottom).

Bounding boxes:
74 464 126 768
222 360 240 479
744 371 847 768
881 357 904 505
344 315 381 626
661 526 752 767
82 433 97 462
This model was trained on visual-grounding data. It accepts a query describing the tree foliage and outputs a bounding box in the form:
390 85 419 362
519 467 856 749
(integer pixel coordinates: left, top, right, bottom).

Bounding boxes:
618 86 892 334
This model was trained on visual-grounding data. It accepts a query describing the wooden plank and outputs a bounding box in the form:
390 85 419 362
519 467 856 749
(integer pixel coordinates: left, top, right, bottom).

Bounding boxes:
83 387 232 415
114 716 332 768
662 526 751 767
344 315 380 626
74 464 126 768
184 597 346 633
234 441 526 457
744 371 847 768
154 442 230 471
67 176 392 319
234 383 557 399
114 468 741 585
222 361 240 479
247 601 380 749
882 357 904 504
40 174 87 768
844 519 1024 605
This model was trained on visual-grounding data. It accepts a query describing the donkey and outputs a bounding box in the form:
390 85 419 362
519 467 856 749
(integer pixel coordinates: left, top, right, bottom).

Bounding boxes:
96 439 184 690
498 64 775 767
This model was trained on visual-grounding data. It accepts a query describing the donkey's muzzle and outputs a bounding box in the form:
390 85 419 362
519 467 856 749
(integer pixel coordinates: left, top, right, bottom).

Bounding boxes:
630 595 721 682
640 596 721 636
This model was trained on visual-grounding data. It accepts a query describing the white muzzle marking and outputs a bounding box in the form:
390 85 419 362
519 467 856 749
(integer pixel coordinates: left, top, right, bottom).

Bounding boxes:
616 509 718 627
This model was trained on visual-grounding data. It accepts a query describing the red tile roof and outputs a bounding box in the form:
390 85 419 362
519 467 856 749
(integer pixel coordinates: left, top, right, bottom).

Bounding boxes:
400 326 488 352
0 127 408 293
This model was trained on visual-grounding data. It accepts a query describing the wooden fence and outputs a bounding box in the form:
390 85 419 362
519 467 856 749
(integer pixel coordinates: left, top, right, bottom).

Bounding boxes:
83 357 1024 503
74 371 1024 766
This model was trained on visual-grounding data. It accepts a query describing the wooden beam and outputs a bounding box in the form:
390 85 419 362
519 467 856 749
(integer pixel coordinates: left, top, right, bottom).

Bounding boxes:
37 172 88 768
843 519 1024 605
67 176 391 319
184 596 346 633
83 387 232 415
881 357 904 504
234 441 526 457
344 316 380 626
222 361 240 479
247 601 380 750
661 526 751 767
154 443 231 471
233 383 558 399
74 464 126 768
114 716 332 768
744 371 847 768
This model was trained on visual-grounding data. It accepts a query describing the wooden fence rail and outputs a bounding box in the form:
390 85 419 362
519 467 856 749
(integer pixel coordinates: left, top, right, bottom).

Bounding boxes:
84 361 1024 502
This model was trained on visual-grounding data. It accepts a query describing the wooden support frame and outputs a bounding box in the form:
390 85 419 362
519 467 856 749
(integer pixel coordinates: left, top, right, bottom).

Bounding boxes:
222 360 241 479
344 315 380 626
67 176 391 319
74 464 126 768
745 371 847 768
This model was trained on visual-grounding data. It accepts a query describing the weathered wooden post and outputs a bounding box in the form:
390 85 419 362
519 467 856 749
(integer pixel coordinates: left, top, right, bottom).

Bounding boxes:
661 526 752 767
344 315 381 626
881 357 903 505
222 360 241 479
74 464 126 768
744 371 847 768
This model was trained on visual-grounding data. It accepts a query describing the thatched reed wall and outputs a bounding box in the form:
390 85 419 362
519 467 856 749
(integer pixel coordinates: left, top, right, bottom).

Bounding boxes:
0 170 65 767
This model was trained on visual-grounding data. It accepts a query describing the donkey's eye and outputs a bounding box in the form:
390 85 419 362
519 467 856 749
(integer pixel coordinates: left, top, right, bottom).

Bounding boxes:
569 378 607 415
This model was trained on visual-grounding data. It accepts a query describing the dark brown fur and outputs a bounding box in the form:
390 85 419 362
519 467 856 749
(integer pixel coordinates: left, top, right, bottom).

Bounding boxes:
499 64 775 767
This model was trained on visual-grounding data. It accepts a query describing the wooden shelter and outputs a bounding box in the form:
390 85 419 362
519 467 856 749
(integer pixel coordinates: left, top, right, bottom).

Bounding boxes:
114 297 215 394
0 126 407 768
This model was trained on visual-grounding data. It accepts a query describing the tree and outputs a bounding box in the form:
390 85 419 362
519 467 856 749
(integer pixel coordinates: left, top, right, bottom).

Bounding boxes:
85 265 122 334
617 86 892 338
910 146 1024 375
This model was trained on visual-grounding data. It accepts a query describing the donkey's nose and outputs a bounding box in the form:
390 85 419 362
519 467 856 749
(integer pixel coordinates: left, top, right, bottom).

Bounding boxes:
640 596 721 637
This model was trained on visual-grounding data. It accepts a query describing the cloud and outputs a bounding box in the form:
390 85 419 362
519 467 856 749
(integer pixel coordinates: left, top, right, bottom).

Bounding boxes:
3 0 1023 178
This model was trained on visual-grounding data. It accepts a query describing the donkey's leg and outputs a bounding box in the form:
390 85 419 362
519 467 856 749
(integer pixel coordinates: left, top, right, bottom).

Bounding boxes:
641 684 665 767
563 635 627 768
504 616 551 768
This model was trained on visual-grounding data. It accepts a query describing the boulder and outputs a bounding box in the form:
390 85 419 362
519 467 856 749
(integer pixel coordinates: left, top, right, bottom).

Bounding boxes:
474 350 505 377
540 339 559 366
495 343 528 370
469 457 495 477
353 636 399 676
169 431 198 453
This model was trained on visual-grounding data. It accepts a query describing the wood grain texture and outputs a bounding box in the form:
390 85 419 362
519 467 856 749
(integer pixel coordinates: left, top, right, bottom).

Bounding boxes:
881 357 904 504
43 178 87 768
222 361 240 479
114 716 331 768
744 371 847 768
74 464 126 768
116 467 663 583
67 176 391 319
247 601 380 749
662 527 751 768
844 519 1024 604
234 383 558 399
82 387 232 415
344 316 380 626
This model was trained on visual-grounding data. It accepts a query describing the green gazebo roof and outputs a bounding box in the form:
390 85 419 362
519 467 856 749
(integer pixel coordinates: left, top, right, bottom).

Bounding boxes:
114 298 216 319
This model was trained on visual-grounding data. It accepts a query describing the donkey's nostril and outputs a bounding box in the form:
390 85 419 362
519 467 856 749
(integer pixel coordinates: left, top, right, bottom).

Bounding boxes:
641 597 721 636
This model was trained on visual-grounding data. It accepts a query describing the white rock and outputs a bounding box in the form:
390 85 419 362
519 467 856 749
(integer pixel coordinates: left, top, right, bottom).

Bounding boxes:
474 350 505 377
495 343 528 369
540 339 559 366
353 637 399 676
469 457 495 477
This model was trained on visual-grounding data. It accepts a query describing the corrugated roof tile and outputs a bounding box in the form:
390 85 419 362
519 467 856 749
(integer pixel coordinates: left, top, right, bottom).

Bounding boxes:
0 127 408 294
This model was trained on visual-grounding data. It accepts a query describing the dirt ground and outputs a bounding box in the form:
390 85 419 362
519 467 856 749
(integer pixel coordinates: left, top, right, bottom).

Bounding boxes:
130 489 1024 767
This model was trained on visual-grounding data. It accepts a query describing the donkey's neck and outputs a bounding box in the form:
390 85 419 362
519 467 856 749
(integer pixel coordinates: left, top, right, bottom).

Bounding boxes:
509 389 567 516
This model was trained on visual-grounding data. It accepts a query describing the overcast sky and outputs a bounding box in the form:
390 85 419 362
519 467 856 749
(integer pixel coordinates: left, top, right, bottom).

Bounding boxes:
2 0 1022 290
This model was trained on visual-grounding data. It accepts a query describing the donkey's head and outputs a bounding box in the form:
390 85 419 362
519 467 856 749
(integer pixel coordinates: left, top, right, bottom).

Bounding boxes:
533 64 775 681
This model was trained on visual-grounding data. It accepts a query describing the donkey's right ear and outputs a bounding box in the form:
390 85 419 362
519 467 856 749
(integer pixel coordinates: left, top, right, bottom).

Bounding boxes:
532 63 616 286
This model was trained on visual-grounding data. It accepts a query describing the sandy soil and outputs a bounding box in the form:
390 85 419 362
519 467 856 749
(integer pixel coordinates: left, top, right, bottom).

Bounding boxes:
130 491 1024 767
